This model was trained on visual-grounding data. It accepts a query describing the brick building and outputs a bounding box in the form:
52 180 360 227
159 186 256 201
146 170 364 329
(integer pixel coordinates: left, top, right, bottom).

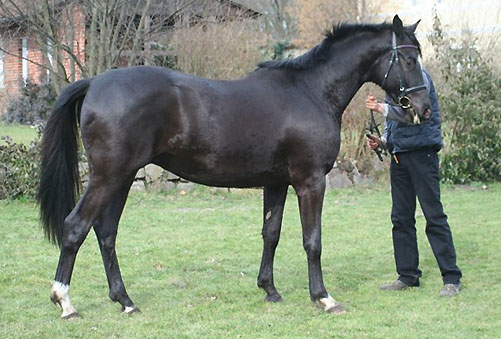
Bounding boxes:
0 3 85 115
0 0 258 116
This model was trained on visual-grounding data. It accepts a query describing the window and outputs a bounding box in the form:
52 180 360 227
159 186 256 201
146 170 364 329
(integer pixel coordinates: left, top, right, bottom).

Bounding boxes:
0 40 4 88
22 38 28 83
47 39 53 79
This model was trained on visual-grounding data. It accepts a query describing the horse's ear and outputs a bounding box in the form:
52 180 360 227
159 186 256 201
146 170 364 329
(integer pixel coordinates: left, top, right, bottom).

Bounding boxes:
407 20 421 33
392 15 404 37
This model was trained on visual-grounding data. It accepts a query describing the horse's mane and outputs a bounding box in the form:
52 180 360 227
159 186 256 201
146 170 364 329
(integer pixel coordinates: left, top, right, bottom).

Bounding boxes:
258 22 420 70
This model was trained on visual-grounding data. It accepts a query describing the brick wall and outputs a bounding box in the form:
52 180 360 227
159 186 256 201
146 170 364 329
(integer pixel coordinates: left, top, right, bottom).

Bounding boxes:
0 38 22 114
60 5 86 82
27 38 47 83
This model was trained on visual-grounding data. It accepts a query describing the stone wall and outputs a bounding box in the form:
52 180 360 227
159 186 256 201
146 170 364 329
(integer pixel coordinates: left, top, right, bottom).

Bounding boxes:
326 158 387 189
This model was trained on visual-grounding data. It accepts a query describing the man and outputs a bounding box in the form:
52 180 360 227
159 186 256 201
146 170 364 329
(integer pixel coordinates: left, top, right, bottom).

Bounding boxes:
366 69 462 297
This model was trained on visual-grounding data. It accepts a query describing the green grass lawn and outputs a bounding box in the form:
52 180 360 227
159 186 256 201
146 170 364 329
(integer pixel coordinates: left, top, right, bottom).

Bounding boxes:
0 122 38 145
1 184 500 338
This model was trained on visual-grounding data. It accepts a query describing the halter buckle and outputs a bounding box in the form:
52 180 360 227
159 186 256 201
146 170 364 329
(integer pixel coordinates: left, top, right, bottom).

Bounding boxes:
398 96 412 109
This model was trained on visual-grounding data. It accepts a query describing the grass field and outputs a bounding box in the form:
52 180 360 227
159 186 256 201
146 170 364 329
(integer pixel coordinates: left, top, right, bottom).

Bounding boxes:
0 184 500 338
0 122 38 145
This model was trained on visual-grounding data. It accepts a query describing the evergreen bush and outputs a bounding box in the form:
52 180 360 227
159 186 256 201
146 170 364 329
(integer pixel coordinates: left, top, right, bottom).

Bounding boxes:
0 128 41 199
429 14 501 183
3 81 56 124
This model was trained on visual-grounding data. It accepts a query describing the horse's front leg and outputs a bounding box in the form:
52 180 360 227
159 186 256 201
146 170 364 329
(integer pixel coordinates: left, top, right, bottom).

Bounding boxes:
293 174 345 314
257 185 288 302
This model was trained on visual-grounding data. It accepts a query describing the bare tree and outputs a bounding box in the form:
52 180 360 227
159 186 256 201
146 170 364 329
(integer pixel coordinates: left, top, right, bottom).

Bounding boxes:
169 14 265 80
292 0 383 48
0 0 198 94
250 0 296 40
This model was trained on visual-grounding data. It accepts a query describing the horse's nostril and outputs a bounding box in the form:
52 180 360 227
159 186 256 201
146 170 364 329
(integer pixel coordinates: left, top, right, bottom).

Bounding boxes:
423 108 431 118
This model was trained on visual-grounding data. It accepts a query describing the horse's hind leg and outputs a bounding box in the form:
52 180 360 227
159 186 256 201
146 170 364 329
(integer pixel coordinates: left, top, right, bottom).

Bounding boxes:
50 177 126 319
93 177 138 314
257 185 288 302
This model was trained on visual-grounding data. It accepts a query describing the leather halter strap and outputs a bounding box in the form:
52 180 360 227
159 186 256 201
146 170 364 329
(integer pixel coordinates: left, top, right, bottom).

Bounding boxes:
381 32 427 97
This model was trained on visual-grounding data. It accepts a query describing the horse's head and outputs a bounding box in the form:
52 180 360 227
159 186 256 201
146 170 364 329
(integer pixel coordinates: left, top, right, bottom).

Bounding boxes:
379 15 432 124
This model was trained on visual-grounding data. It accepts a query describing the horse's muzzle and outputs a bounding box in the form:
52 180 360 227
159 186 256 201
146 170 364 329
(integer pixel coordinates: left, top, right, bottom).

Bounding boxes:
419 108 432 123
407 106 431 125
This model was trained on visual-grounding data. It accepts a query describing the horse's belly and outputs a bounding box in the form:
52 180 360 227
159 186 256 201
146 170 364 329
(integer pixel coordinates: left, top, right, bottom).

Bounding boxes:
152 152 289 188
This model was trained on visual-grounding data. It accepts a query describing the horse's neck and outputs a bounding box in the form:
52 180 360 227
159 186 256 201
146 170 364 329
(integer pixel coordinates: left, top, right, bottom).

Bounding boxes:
311 35 388 116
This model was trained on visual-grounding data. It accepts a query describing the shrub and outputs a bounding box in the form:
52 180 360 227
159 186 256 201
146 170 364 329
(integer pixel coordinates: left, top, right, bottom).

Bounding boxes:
0 126 42 199
340 83 386 165
429 14 501 184
168 18 265 80
3 81 56 124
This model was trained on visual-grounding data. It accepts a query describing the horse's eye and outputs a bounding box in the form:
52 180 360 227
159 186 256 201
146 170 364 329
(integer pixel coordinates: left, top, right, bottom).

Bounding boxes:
406 58 416 66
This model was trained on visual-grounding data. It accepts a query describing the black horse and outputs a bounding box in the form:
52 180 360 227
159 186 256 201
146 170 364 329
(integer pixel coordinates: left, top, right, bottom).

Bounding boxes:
39 15 430 318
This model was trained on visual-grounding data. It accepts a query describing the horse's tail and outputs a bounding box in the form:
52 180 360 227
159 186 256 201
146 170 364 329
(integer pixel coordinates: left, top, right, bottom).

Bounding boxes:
38 78 93 248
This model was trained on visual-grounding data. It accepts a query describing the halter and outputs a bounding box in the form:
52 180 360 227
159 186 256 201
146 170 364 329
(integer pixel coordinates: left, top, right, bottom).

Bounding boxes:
381 32 427 123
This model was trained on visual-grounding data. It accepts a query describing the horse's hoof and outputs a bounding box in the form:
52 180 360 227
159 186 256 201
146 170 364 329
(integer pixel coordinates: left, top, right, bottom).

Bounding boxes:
265 294 283 303
61 312 80 320
315 295 346 314
51 292 81 319
325 303 346 314
122 305 140 314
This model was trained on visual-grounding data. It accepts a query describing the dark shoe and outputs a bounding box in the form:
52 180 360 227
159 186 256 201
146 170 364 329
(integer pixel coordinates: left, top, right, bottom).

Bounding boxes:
380 280 414 291
440 283 461 297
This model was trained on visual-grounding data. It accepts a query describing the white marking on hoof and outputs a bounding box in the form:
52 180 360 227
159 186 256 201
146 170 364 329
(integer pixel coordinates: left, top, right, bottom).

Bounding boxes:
123 306 136 313
265 210 272 220
51 281 78 318
122 306 140 314
315 295 346 314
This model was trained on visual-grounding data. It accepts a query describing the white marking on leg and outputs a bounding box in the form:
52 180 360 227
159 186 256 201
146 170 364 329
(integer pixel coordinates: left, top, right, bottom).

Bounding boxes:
265 210 272 220
123 306 136 313
52 281 78 318
315 294 345 314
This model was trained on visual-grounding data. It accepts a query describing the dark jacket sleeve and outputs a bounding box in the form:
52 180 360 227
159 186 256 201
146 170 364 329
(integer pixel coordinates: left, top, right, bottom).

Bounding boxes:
385 103 408 123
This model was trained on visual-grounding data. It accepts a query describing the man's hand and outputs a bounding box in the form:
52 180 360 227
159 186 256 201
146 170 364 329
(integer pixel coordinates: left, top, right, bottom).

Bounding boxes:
366 95 384 113
366 134 381 150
